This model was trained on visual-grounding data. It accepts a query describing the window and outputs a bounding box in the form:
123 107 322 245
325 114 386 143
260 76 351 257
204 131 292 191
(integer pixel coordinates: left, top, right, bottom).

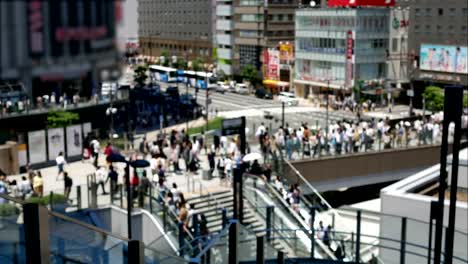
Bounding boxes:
464 8 468 16
449 8 456 16
425 25 431 32
462 25 467 33
392 38 398 52
438 8 444 16
425 8 431 16
437 25 442 31
415 25 421 32
415 8 421 16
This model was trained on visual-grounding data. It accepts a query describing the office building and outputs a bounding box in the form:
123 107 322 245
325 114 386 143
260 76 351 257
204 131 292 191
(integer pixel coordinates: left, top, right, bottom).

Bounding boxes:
294 8 390 99
138 0 215 62
406 0 468 89
0 1 120 101
215 0 235 75
233 0 298 74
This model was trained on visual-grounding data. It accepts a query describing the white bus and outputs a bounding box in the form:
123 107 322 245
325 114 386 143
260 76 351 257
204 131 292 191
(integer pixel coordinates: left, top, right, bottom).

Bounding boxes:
149 65 178 83
195 72 217 90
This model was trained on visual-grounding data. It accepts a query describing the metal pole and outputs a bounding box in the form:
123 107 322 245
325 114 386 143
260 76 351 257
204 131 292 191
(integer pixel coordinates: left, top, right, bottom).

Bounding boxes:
128 240 144 264
77 186 82 210
277 251 285 264
310 208 316 259
443 87 463 264
228 221 239 264
282 102 285 128
222 208 228 229
24 203 50 264
355 210 361 262
126 164 133 239
325 80 329 150
178 222 185 256
400 217 407 264
257 235 265 264
266 206 274 241
205 72 209 132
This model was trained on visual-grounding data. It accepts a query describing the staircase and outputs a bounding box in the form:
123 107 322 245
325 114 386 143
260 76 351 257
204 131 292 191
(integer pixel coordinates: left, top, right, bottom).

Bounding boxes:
186 190 293 255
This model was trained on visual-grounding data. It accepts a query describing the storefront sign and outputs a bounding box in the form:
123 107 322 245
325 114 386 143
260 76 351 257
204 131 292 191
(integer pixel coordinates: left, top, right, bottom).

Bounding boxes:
55 26 108 42
28 0 44 56
264 49 280 80
346 31 354 88
28 130 47 164
279 42 294 62
419 72 462 82
328 0 395 7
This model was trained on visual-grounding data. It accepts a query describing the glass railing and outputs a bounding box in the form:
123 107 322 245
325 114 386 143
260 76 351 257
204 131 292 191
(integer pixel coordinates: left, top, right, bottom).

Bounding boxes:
0 194 25 263
0 193 186 263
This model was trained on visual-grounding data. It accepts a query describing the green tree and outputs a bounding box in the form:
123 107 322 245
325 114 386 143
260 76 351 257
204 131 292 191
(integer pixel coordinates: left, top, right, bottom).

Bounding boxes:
241 65 258 85
46 110 80 128
134 65 148 87
175 57 187 70
217 69 227 82
160 49 169 66
423 86 444 112
192 58 204 72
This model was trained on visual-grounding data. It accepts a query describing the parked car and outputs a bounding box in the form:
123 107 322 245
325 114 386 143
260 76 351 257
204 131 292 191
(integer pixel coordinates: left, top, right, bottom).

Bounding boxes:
278 92 299 106
216 81 230 94
235 83 249 95
255 88 273 99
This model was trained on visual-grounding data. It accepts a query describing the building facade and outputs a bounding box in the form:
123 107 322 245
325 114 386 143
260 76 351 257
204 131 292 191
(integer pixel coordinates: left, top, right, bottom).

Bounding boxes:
0 1 120 100
387 6 410 89
233 0 298 74
215 0 235 75
407 0 468 88
294 8 390 99
138 0 215 62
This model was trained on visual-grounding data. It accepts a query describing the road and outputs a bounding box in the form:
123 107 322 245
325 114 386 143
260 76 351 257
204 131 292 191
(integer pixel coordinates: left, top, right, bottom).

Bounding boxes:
156 81 359 134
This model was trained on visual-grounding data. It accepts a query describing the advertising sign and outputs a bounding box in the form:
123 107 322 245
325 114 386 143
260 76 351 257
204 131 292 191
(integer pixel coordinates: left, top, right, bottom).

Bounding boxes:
420 45 468 74
346 31 354 88
328 0 395 7
66 125 82 157
28 0 44 56
28 130 47 164
47 128 65 161
279 43 294 62
265 49 280 80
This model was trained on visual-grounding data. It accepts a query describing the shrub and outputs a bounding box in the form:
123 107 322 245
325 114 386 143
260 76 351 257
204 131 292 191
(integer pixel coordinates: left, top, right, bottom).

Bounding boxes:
0 203 18 216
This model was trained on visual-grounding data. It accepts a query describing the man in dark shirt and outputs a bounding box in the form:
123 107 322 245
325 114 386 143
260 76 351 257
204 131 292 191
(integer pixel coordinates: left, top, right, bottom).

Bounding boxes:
107 165 118 196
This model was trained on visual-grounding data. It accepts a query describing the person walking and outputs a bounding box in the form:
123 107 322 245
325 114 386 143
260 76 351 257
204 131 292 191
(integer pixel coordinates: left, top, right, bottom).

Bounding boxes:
33 171 44 197
90 138 100 168
56 151 66 180
19 176 32 200
64 172 73 199
107 165 118 196
95 166 108 195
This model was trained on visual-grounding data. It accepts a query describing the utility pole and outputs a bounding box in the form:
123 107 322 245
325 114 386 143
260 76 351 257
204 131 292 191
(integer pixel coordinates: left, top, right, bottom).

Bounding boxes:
205 72 209 132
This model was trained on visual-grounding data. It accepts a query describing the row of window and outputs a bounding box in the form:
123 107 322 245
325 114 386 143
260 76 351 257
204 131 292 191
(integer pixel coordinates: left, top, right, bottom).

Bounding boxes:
140 42 211 56
415 7 468 16
414 24 467 33
296 15 389 32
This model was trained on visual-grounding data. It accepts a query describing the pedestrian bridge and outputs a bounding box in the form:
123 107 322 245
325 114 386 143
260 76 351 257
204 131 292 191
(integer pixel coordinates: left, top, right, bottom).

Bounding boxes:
284 143 463 192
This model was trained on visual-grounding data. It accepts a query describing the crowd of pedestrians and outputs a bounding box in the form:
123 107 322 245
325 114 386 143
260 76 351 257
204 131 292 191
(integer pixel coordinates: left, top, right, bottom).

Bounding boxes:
255 115 458 161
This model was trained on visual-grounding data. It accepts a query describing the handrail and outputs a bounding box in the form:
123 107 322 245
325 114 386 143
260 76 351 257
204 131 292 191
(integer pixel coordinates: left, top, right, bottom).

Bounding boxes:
187 174 227 215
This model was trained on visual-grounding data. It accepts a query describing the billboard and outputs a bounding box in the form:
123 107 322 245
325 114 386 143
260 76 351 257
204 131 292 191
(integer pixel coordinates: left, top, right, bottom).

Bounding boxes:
420 45 468 74
328 0 395 7
28 130 47 164
28 0 44 56
47 128 65 161
264 49 280 80
66 125 82 157
279 43 294 62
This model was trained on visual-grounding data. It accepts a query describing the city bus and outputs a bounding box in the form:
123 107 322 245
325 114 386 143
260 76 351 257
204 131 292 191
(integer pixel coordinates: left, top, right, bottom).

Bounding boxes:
149 65 178 83
195 71 217 90
184 70 197 87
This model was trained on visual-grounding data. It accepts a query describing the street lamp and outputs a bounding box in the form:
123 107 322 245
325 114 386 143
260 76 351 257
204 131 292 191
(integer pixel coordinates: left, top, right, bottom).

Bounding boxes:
101 69 121 143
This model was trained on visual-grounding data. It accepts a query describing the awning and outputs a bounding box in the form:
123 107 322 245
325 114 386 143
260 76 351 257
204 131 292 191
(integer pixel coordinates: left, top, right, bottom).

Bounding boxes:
263 80 289 86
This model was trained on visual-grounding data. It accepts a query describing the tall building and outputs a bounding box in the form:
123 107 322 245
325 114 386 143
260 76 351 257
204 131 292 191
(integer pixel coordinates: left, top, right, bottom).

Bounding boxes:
294 8 390 99
0 0 120 100
215 0 235 75
117 0 139 52
233 0 298 74
138 0 215 62
405 0 468 90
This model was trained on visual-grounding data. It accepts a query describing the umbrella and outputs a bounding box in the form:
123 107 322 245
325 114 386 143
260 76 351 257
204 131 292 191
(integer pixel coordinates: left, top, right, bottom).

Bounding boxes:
242 152 262 162
404 121 411 127
130 159 150 168
106 153 127 163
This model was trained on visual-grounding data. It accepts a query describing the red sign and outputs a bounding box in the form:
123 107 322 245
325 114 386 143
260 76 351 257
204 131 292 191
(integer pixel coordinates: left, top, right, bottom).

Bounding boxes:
28 0 44 55
55 26 108 42
328 0 395 7
346 31 354 88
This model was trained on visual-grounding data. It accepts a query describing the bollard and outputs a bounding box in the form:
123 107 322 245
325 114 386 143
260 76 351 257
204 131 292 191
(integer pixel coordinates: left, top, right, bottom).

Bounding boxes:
310 207 316 259
355 210 361 262
400 217 407 264
77 186 82 210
